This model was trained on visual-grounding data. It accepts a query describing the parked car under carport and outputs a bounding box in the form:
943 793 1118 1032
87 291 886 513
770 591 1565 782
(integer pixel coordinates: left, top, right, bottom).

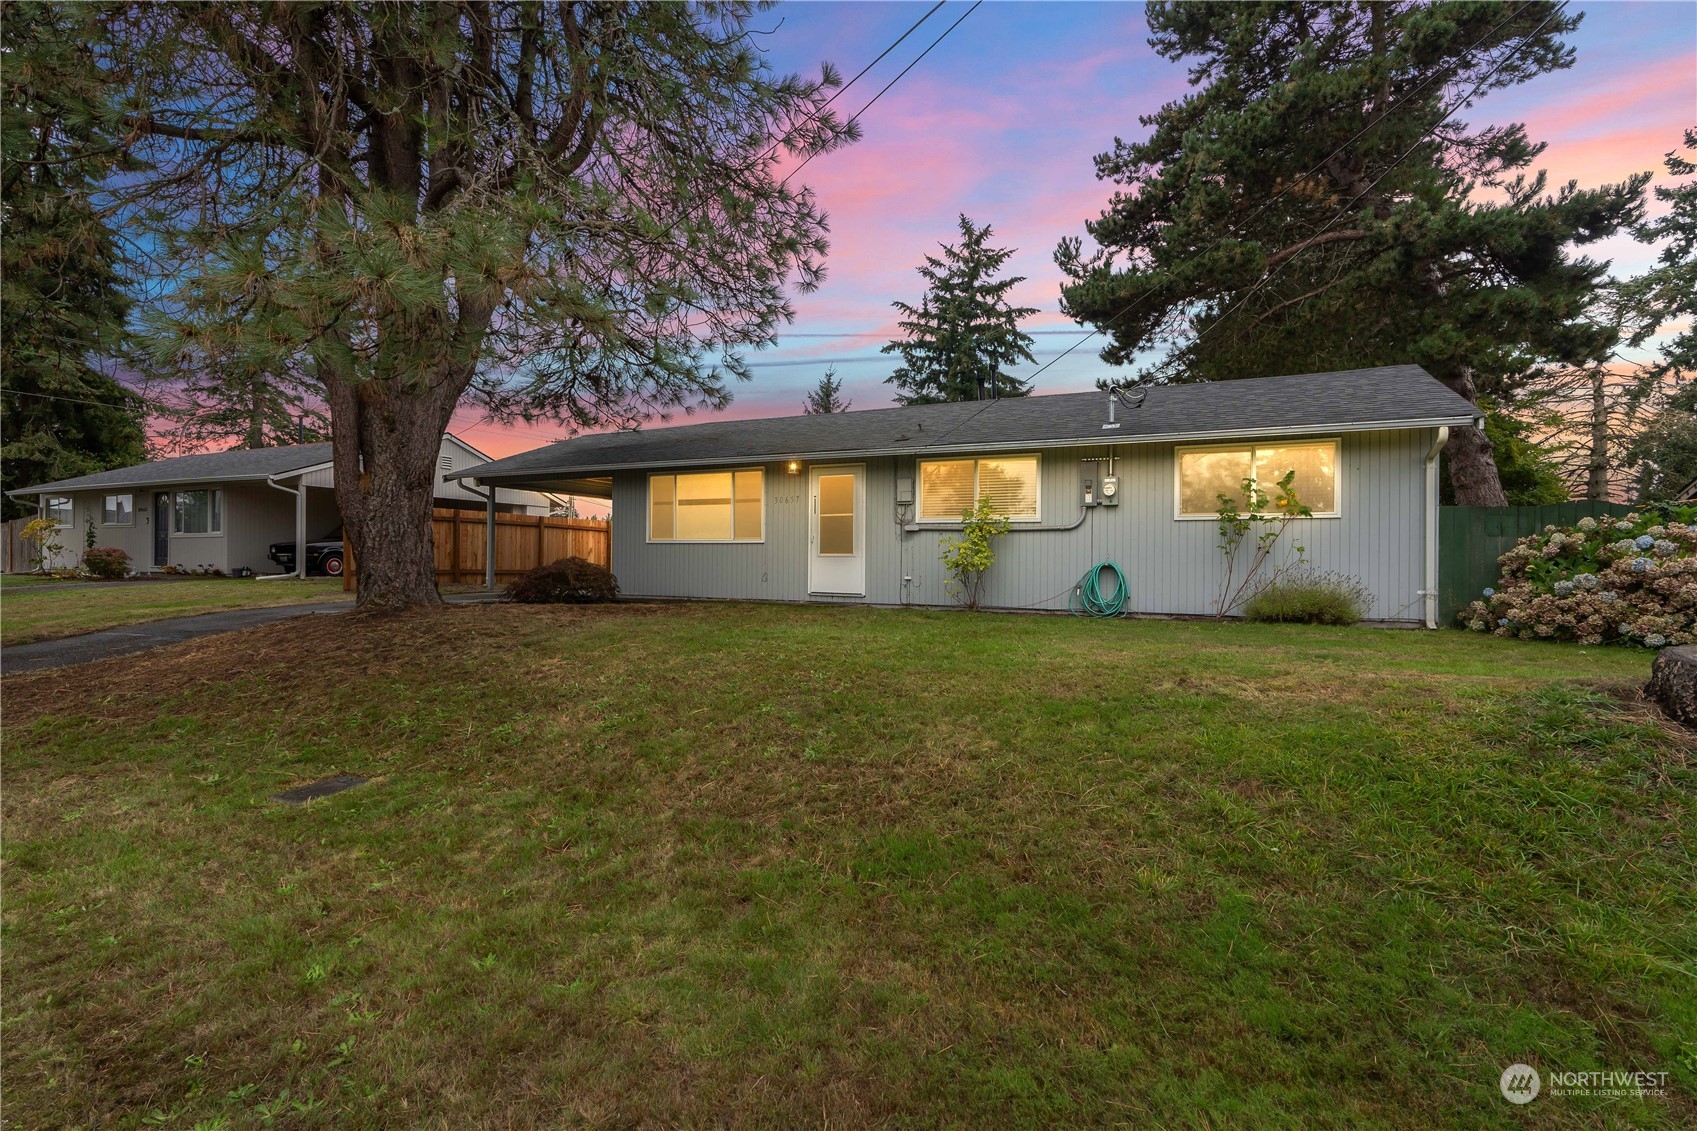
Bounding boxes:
268 531 345 577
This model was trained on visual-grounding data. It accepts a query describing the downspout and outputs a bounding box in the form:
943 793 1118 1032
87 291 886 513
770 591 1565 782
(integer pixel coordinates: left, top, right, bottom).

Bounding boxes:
1422 427 1449 629
263 472 306 579
462 479 498 591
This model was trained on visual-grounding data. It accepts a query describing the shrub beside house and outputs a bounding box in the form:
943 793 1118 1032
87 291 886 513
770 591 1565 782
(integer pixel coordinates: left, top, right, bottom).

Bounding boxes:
1462 507 1697 647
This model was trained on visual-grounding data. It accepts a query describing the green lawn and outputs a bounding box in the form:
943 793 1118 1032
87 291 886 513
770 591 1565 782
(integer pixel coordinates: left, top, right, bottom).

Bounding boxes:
0 576 348 645
0 573 70 588
3 604 1692 1128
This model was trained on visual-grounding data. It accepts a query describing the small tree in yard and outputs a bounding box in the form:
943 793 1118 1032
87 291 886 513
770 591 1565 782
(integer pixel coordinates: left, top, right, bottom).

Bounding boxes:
18 517 63 573
100 3 858 610
1215 471 1312 617
940 497 1010 610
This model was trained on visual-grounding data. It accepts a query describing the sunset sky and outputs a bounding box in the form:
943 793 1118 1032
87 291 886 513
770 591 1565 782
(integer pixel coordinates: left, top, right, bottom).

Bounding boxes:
450 0 1697 471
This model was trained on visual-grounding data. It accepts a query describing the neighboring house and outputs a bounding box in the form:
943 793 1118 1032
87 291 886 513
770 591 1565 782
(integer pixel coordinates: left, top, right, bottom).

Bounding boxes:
7 433 563 575
453 365 1480 626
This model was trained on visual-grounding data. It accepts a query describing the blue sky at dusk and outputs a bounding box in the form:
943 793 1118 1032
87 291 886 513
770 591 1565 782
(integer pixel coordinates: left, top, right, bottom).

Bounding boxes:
453 0 1697 460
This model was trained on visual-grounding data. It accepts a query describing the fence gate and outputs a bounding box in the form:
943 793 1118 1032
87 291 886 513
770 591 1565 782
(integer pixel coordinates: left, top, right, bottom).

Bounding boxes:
1438 501 1633 625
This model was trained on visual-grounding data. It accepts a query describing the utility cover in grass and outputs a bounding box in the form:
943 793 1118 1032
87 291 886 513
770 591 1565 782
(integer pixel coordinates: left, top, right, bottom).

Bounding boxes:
272 775 367 804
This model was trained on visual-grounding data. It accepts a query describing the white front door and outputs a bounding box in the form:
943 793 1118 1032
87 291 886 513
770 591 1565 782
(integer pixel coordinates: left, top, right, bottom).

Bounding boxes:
808 465 865 596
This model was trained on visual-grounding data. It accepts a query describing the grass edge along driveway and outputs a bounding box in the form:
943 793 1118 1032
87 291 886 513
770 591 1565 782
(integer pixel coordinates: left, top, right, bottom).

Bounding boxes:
0 576 348 646
2 603 1691 1128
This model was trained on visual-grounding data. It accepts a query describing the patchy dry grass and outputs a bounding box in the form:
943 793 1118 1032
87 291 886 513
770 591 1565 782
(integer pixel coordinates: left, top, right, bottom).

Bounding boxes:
0 576 347 645
3 604 1693 1128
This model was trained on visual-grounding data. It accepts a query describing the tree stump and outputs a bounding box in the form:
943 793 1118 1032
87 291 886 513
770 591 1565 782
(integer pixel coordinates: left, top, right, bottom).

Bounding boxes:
1645 645 1697 725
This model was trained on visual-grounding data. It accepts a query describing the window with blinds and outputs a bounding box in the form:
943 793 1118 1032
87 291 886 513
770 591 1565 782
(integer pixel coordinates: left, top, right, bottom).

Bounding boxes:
917 455 1039 521
649 468 764 541
1176 440 1338 517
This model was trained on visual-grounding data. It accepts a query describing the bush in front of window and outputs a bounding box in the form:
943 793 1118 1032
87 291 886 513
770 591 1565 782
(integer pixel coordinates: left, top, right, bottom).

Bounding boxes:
505 557 620 604
81 546 132 580
1242 569 1368 625
1215 469 1312 617
940 497 1011 610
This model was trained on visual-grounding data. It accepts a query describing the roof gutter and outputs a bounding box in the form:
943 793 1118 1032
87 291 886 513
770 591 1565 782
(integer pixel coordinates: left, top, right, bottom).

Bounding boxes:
261 472 307 579
5 462 335 500
454 414 1484 486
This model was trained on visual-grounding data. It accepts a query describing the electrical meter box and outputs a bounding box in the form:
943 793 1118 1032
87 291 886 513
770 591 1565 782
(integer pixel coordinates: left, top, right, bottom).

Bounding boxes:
1100 475 1120 506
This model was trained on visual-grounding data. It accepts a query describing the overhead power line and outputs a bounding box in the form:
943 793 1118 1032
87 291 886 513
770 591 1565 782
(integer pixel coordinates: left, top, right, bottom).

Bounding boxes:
754 1 946 171
780 0 982 189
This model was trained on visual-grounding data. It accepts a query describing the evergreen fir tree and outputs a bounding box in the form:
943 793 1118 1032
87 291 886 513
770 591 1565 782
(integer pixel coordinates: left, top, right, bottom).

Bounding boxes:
1623 383 1697 502
885 215 1039 405
1056 2 1648 505
1621 129 1696 376
0 2 147 519
802 366 851 414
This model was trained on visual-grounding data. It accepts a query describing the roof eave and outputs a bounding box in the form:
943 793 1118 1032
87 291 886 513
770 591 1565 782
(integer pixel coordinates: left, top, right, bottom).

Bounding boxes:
461 413 1482 486
4 464 331 499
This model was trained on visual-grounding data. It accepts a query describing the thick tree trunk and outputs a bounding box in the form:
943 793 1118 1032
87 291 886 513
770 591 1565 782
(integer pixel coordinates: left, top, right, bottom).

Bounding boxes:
1436 366 1509 506
325 368 467 611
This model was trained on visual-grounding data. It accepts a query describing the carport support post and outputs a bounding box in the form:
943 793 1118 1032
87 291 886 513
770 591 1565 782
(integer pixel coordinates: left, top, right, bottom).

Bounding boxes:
485 484 497 591
294 477 307 579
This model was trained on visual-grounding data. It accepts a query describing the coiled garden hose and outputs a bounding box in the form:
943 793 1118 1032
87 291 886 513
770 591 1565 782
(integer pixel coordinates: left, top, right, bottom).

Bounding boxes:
1070 560 1129 618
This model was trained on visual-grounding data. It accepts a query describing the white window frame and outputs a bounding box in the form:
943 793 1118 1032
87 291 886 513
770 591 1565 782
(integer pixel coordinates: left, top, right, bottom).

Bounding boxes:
102 493 135 526
1173 438 1342 520
172 488 225 536
43 495 73 526
915 453 1042 524
646 467 766 544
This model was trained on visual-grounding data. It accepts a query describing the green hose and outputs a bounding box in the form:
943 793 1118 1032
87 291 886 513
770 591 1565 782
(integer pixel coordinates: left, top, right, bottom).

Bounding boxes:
1070 560 1129 618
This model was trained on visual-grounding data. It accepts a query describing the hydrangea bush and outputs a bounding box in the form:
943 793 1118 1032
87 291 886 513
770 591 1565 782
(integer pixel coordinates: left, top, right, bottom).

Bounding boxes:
1461 506 1697 647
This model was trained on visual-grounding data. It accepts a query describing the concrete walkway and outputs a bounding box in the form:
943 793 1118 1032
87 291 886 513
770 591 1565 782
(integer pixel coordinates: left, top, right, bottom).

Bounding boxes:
2 592 502 675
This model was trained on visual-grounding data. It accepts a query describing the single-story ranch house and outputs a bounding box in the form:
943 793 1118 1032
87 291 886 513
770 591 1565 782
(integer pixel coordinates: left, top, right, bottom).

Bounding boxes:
452 365 1481 626
8 433 563 576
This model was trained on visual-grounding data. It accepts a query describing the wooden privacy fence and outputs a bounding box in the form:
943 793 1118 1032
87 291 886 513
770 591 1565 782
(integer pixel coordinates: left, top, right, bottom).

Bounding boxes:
2 517 37 573
345 509 610 590
1438 501 1633 625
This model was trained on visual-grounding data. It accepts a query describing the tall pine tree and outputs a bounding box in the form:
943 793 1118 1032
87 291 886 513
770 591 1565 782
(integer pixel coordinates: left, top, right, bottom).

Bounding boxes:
101 3 857 609
1056 2 1648 505
0 2 147 519
885 215 1039 405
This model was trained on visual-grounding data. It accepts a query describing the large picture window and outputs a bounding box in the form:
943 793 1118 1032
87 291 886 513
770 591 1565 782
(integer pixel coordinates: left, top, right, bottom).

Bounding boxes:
103 493 134 525
649 469 764 542
1176 440 1338 517
173 489 224 534
917 455 1039 522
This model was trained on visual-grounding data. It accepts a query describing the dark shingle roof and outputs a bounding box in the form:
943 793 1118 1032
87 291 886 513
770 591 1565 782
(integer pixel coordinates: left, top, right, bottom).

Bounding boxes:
455 365 1479 486
7 443 333 497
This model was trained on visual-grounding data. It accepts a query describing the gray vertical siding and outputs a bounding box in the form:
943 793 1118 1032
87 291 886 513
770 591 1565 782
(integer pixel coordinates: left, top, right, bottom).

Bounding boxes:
609 428 1434 622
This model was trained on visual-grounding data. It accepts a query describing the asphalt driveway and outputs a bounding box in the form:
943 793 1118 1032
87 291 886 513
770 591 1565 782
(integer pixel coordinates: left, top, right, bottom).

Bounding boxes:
1 602 354 674
1 592 501 675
